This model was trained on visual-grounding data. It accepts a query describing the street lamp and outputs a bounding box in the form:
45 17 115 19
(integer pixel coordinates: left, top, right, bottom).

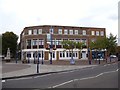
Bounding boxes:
16 51 18 63
37 51 40 73
70 43 75 65
98 49 101 64
50 26 53 64
16 46 18 63
88 48 91 65
41 50 44 64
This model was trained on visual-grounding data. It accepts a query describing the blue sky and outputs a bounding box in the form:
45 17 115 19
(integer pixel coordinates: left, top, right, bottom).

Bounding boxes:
0 0 119 42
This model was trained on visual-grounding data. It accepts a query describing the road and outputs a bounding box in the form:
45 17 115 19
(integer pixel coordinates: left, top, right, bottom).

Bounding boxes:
2 62 119 89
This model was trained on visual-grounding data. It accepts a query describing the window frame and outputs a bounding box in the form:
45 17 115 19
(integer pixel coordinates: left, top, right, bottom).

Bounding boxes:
82 30 86 35
75 30 78 35
64 29 68 35
28 30 32 35
69 29 73 35
58 29 62 34
38 29 42 34
33 29 37 35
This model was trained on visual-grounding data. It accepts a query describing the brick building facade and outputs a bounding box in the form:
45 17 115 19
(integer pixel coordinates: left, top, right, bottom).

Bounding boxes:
20 25 106 62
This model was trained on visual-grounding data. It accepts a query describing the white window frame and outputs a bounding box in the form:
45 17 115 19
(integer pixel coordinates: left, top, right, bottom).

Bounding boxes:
82 30 86 35
32 39 38 45
96 31 99 36
33 29 37 35
100 31 104 36
91 31 95 35
75 30 78 35
69 30 73 35
49 28 54 34
28 30 32 35
64 29 68 35
38 29 42 34
58 29 62 34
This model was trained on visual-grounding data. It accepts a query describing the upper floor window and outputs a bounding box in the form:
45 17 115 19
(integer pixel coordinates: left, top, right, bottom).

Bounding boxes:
96 31 99 36
27 40 31 46
38 29 42 34
91 31 95 35
33 29 37 35
64 29 68 35
82 30 86 35
69 30 73 35
38 39 44 45
100 31 104 36
32 39 37 46
28 30 32 35
75 30 78 35
58 29 62 34
49 28 54 34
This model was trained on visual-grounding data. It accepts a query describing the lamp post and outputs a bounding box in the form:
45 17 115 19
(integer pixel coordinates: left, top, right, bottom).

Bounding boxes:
27 52 30 63
50 26 53 64
37 51 40 73
41 50 44 64
70 43 75 65
88 48 91 65
16 46 18 63
16 51 18 63
34 52 35 64
98 49 101 64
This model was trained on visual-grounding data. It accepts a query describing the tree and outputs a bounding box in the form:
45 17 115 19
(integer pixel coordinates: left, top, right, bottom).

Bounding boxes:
90 37 108 50
2 32 18 58
106 33 117 55
90 33 117 56
61 40 83 64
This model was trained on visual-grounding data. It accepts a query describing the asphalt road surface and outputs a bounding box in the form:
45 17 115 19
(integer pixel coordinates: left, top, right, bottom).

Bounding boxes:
2 62 119 89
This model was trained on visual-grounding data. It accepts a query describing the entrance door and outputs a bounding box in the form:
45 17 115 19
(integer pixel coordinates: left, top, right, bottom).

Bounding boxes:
82 51 87 59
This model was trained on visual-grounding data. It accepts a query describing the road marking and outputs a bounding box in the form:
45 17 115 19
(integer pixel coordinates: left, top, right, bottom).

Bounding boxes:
116 69 119 71
33 74 51 78
50 69 118 88
2 80 5 82
51 80 73 88
104 64 107 66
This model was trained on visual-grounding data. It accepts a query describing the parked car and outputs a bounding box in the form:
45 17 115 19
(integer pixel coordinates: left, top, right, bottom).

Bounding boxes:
110 55 117 58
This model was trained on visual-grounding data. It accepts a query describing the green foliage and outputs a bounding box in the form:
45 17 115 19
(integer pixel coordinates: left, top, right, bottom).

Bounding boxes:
61 40 83 60
106 33 117 55
61 40 83 51
90 33 117 55
76 42 84 50
2 32 18 58
90 37 108 50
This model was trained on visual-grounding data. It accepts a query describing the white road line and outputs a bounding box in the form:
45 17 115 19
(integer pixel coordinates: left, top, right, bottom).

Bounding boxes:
2 80 5 82
33 74 51 78
51 80 73 88
104 65 107 66
116 69 119 71
50 69 118 88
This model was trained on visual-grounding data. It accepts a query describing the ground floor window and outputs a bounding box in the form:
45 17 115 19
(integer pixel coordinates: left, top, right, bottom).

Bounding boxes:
59 51 78 60
92 51 105 60
27 53 31 58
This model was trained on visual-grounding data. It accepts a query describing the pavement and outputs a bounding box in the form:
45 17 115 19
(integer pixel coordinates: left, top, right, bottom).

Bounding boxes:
1 58 118 79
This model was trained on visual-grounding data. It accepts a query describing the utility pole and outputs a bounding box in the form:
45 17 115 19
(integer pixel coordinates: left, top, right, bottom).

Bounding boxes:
50 26 53 64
